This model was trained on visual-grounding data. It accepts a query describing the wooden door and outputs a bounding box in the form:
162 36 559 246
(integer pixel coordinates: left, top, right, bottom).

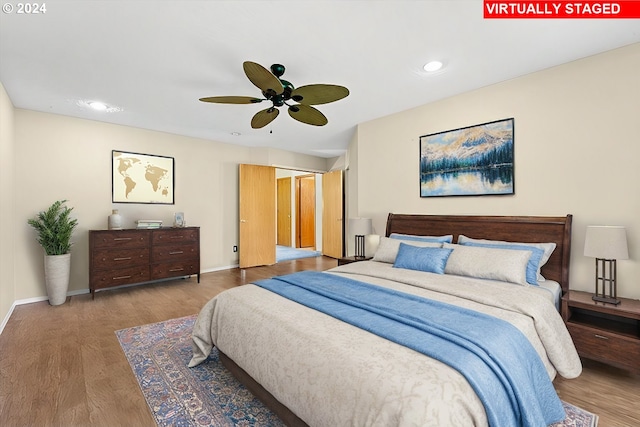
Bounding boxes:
322 170 344 258
296 175 316 248
239 164 276 268
277 177 292 246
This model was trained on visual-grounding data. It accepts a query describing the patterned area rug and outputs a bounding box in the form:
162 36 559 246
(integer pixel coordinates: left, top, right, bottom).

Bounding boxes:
116 315 598 427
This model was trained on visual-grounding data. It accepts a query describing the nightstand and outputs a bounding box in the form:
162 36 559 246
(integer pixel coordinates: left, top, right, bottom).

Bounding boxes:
337 256 373 266
562 290 640 373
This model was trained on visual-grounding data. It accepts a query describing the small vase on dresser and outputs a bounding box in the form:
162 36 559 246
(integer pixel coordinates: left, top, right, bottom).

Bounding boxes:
108 209 122 230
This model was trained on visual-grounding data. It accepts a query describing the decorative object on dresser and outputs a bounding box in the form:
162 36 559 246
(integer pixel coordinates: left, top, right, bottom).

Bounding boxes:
584 225 629 305
89 227 200 298
562 290 640 374
108 209 122 230
27 200 79 306
136 219 162 229
173 212 185 227
348 217 372 259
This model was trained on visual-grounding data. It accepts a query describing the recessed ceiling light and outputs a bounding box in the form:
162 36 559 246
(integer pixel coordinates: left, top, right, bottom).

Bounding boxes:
76 99 122 113
231 132 241 136
423 61 443 72
88 101 108 111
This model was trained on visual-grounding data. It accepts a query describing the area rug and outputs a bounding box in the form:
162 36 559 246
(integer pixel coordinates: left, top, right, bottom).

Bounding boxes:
116 315 598 427
276 245 320 262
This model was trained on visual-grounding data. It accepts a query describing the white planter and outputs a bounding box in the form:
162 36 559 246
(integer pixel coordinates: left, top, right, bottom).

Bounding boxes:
44 253 71 305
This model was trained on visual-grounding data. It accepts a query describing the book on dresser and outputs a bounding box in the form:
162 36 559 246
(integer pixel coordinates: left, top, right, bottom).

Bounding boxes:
136 219 163 229
89 227 200 298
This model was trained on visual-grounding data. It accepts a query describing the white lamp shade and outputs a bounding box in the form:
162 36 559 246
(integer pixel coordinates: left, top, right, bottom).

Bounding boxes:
349 218 373 236
584 226 629 260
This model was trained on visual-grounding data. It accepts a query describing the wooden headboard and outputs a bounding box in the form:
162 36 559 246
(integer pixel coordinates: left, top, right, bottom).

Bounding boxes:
385 213 573 293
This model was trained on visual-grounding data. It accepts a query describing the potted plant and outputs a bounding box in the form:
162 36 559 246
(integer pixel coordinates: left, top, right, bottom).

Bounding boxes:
27 200 79 305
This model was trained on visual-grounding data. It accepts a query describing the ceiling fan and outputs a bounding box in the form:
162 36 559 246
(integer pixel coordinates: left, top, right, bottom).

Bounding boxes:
199 61 349 129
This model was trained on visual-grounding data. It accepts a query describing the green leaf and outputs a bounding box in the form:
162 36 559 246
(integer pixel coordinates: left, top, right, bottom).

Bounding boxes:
27 200 79 255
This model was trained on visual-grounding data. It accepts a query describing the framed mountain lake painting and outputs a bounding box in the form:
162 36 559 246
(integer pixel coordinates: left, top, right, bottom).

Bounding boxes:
419 118 514 197
112 150 175 204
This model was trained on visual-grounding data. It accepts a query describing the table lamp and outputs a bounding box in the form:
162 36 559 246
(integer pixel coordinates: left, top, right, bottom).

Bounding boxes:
584 225 629 305
349 218 372 259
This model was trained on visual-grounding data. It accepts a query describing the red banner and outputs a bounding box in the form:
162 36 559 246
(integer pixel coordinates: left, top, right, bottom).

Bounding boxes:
484 1 640 18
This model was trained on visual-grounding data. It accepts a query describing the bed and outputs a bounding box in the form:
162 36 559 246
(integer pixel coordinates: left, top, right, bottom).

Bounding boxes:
190 213 580 426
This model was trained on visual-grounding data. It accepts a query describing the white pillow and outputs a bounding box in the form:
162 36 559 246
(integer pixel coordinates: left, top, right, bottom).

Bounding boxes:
443 243 531 285
373 237 442 263
457 235 556 281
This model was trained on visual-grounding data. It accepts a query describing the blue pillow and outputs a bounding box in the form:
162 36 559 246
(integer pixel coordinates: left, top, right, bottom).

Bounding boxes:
389 233 453 243
459 242 544 286
393 243 453 274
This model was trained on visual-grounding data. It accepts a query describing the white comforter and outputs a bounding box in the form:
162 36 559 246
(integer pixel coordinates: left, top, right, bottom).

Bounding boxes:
190 261 581 427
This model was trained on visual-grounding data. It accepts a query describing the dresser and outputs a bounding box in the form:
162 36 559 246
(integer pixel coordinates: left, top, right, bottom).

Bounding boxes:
89 227 200 297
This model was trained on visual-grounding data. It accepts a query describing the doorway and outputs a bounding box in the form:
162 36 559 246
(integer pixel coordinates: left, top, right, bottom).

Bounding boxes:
275 169 321 262
295 174 316 249
276 177 292 247
240 164 342 268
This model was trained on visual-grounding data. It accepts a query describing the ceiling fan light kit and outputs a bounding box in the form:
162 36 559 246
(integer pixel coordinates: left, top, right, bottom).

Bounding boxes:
200 61 349 129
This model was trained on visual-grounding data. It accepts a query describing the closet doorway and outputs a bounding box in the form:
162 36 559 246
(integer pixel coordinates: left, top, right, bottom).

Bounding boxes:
276 177 292 247
295 174 316 249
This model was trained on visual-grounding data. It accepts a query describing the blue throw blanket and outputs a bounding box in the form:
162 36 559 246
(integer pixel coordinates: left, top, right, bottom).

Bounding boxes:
254 271 565 427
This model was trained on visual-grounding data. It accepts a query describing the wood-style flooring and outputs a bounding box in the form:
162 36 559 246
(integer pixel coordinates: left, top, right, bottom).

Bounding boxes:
1 256 638 426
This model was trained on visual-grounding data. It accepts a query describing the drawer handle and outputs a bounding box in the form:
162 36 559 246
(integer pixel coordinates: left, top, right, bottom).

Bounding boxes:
594 334 609 340
113 275 132 280
114 257 132 261
114 237 132 241
169 268 184 272
169 251 184 255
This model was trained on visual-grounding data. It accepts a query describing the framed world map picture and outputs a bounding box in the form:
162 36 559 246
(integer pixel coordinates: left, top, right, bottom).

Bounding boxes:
112 150 175 204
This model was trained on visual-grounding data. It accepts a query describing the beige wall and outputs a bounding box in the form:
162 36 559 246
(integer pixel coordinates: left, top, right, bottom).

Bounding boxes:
2 109 332 321
0 83 16 325
353 43 640 299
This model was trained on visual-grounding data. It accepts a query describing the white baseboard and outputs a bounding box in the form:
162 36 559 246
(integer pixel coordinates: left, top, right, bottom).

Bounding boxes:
0 265 238 335
202 264 238 273
0 302 16 336
0 288 89 336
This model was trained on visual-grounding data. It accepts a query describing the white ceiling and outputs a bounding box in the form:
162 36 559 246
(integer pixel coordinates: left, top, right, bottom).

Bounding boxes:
1 1 639 158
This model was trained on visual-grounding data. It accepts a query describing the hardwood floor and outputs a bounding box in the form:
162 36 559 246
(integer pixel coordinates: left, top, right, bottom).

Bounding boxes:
1 256 638 426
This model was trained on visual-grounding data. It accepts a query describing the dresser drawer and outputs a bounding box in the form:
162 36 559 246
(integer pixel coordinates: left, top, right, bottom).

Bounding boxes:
151 243 198 263
90 265 150 290
152 228 198 245
90 230 151 249
91 248 149 269
151 260 200 280
567 323 640 371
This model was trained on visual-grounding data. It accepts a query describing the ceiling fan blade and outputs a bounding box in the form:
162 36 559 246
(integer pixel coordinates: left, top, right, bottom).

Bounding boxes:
199 96 263 104
290 84 349 105
251 107 280 129
288 104 328 126
243 61 284 97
